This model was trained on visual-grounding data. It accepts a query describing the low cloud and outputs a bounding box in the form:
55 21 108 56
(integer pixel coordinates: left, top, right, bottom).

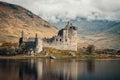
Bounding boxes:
1 0 120 23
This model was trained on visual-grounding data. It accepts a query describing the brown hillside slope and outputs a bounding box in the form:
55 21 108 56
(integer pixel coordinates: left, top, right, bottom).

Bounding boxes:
0 1 58 43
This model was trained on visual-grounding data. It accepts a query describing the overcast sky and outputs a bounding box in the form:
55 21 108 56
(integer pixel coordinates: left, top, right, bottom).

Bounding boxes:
1 0 120 23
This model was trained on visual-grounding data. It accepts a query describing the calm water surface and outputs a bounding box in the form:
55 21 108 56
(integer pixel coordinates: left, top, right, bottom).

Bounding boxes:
0 58 120 80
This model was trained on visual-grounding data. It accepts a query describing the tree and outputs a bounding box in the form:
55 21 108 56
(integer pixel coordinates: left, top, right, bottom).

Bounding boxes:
87 45 95 54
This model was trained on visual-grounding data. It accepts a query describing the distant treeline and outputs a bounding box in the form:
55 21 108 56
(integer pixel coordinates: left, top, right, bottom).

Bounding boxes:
78 45 120 55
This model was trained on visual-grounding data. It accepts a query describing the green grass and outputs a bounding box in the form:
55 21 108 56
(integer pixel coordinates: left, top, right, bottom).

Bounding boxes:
0 54 120 59
0 55 49 59
0 47 120 59
43 47 79 57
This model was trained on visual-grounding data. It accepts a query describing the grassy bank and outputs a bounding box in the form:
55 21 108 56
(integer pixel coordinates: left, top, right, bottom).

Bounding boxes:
0 54 120 59
0 55 49 59
0 47 120 59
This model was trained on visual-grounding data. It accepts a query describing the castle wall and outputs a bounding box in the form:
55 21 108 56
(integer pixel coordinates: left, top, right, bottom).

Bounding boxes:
43 41 77 51
19 34 43 53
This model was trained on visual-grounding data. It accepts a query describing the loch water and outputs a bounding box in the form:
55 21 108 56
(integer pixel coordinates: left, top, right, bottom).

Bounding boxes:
0 58 120 80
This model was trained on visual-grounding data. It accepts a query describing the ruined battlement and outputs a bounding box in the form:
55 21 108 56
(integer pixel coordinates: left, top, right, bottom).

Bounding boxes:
19 33 43 53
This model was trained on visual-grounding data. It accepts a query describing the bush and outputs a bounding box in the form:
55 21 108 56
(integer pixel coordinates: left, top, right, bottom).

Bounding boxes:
0 47 16 56
0 42 18 56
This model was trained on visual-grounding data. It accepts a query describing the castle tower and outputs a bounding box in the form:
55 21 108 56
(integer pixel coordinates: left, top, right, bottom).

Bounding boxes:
35 33 37 38
69 26 77 51
65 21 72 29
42 21 77 51
19 31 24 46
35 33 38 46
35 33 43 53
65 21 77 51
62 21 72 43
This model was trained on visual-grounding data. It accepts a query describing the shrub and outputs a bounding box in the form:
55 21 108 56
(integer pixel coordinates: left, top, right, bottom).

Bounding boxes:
0 42 18 56
0 47 16 56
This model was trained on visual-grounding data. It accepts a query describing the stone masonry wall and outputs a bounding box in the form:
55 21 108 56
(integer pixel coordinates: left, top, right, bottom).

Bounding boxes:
43 41 77 51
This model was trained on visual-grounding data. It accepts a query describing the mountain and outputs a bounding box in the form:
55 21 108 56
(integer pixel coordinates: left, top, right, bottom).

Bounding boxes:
52 19 120 49
0 1 58 43
93 23 120 49
52 18 118 35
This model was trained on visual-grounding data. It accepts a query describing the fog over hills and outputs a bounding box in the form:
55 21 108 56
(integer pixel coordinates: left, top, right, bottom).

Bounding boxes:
52 18 119 35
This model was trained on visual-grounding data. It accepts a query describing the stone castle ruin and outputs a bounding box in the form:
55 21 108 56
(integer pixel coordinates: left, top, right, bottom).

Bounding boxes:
19 22 77 53
43 21 77 51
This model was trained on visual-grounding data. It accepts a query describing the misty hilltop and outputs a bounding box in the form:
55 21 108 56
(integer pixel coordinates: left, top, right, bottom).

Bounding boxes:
0 1 58 43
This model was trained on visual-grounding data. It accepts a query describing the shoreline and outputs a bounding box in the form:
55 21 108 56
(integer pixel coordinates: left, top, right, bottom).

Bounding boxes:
0 54 120 59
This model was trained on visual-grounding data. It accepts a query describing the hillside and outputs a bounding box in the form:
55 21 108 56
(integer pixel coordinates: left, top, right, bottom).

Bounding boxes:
93 23 120 49
79 23 120 49
0 1 58 43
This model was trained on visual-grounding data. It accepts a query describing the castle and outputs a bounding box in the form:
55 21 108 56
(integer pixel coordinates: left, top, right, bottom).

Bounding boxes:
19 22 77 53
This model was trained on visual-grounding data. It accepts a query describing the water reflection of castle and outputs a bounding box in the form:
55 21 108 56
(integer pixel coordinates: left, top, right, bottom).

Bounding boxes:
0 59 120 80
18 59 95 80
0 59 95 80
